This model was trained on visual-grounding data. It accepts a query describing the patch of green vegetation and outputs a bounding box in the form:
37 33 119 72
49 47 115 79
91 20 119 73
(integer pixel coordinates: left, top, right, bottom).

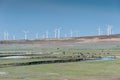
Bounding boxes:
0 59 120 80
0 58 59 64
0 45 120 80
0 45 120 51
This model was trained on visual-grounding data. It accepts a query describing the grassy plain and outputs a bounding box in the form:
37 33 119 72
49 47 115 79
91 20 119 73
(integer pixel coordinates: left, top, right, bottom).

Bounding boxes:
0 59 120 80
0 44 120 80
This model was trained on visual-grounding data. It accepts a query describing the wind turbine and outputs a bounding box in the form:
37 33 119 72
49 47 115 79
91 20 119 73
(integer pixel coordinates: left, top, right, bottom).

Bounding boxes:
6 32 8 40
57 29 60 38
35 32 39 39
107 24 112 36
109 25 112 35
3 32 6 40
107 25 109 35
4 31 9 40
45 30 48 38
23 31 29 40
98 26 101 36
57 27 61 38
13 35 16 40
54 27 61 39
54 29 57 38
70 30 73 37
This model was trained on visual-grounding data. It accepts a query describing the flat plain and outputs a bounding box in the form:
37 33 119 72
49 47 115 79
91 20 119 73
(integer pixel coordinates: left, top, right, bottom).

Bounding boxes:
0 36 120 80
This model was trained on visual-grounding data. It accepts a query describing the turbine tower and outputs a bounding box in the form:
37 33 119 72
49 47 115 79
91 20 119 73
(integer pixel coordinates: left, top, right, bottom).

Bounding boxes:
107 25 110 35
54 27 61 39
107 24 112 36
13 35 16 40
57 28 60 38
57 27 61 38
35 33 39 39
98 26 101 36
6 32 9 40
23 31 29 40
54 29 57 38
3 32 7 40
109 25 112 35
46 30 48 38
70 30 73 37
4 31 9 40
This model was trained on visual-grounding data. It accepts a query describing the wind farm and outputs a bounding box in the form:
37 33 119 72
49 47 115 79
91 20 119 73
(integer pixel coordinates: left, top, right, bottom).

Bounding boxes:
0 24 114 41
1 0 120 80
0 24 120 80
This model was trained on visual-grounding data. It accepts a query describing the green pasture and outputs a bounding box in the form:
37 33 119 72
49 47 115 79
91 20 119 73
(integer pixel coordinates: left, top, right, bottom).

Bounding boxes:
0 44 120 51
0 59 120 80
0 45 120 80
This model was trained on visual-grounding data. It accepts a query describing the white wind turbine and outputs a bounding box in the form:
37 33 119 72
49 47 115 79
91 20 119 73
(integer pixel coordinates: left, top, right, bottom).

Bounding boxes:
54 27 62 38
23 31 29 40
107 24 112 36
57 29 60 38
35 32 39 39
109 25 112 35
3 31 6 40
45 30 48 38
6 32 8 40
13 35 16 40
57 27 61 38
107 25 110 35
4 31 9 40
70 30 73 37
98 26 101 36
54 28 57 38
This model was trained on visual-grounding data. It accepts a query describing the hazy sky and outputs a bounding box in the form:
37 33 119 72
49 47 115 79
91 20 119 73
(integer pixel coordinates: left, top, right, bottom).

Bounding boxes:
0 0 120 39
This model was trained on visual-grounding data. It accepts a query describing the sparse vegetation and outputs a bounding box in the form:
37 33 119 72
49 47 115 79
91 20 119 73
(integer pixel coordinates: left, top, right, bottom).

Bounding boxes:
0 41 120 80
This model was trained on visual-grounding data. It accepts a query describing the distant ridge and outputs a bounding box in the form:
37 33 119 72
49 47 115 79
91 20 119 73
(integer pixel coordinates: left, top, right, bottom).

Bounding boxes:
0 34 120 44
74 34 120 39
